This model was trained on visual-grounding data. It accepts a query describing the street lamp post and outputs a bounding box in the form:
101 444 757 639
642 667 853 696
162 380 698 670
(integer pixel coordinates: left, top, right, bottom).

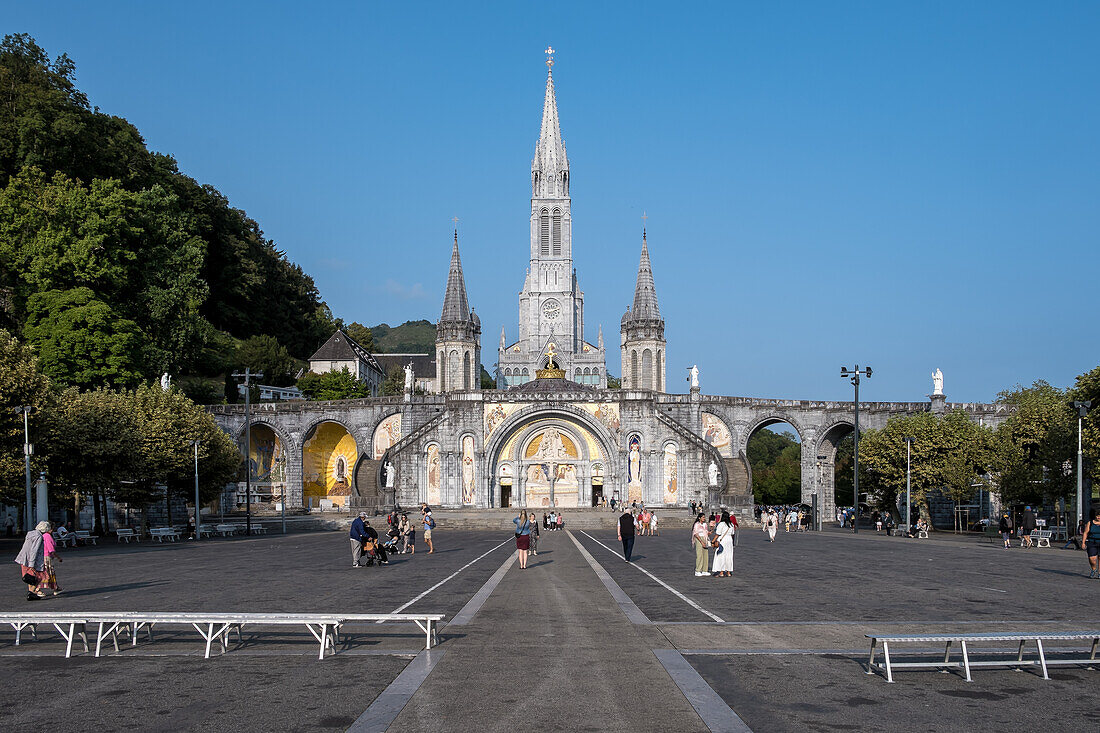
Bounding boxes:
904 436 915 530
1074 400 1092 527
840 365 872 533
231 368 263 536
191 440 201 540
12 406 34 532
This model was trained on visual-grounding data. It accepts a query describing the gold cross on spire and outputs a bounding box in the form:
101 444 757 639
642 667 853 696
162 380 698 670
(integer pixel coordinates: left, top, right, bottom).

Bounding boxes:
545 341 558 368
545 46 555 69
641 211 648 223
451 215 459 226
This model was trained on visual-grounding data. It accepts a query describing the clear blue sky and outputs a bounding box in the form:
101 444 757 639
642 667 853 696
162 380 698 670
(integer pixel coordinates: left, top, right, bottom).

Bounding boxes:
8 2 1099 403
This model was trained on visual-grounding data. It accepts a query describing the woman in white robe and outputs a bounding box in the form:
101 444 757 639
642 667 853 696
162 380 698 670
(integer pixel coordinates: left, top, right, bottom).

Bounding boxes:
711 511 736 577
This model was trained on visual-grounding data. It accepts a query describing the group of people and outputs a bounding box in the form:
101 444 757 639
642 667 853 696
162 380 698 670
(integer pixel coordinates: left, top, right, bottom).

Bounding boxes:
349 503 436 567
542 512 564 531
755 505 809 537
691 510 738 577
14 521 63 600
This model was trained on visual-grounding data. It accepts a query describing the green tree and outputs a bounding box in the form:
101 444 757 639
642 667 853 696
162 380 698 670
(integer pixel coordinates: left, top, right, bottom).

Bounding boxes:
382 366 404 396
127 383 239 526
860 410 996 527
747 429 801 505
344 322 375 351
1068 365 1100 486
42 387 140 533
235 335 296 386
23 288 143 389
994 380 1076 507
297 368 372 401
0 330 53 510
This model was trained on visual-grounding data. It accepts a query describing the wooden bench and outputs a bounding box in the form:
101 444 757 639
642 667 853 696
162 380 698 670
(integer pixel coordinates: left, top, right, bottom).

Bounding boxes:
866 631 1100 683
0 615 89 657
115 528 137 543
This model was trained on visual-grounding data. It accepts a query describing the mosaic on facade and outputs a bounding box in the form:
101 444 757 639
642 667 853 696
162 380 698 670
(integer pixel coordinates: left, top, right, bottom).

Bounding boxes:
461 435 476 505
663 443 678 504
484 402 519 437
701 412 733 458
373 414 402 460
627 435 642 503
303 422 357 506
426 443 441 505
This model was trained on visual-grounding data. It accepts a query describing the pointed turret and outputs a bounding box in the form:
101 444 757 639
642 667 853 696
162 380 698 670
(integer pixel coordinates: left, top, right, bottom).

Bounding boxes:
436 230 481 393
500 326 507 349
597 324 604 349
440 231 471 323
621 229 666 392
532 49 569 199
630 230 661 320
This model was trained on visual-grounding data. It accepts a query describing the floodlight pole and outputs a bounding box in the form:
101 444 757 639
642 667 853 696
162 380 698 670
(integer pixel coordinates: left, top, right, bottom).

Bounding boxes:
1075 401 1092 527
904 436 915 530
191 440 201 540
232 368 263 536
13 406 34 532
840 365 871 533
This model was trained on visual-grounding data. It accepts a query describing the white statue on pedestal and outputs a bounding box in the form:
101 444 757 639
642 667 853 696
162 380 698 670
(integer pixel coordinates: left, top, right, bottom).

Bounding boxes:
403 362 414 393
707 460 718 487
384 461 395 488
160 372 171 391
689 365 699 390
932 368 944 396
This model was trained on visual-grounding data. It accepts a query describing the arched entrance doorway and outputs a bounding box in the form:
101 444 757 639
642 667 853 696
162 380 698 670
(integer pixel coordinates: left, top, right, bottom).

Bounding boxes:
815 423 855 523
240 423 287 509
302 421 358 509
487 408 616 509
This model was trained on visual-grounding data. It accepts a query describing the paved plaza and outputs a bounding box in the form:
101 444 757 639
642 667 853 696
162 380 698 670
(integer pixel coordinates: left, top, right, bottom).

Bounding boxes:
1 525 1097 732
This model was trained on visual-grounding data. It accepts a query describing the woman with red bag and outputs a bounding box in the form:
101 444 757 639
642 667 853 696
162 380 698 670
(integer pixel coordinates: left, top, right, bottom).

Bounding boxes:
13 521 51 600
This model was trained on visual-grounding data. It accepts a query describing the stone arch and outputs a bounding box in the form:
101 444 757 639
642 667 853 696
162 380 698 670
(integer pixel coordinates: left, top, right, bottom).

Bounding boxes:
740 414 806 506
302 420 359 508
463 350 471 390
631 350 638 387
812 421 855 520
642 349 653 388
484 403 621 509
449 349 460 390
369 411 403 460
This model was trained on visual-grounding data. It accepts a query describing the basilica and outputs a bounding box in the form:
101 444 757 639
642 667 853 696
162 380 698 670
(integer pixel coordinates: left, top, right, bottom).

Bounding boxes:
210 53 1006 519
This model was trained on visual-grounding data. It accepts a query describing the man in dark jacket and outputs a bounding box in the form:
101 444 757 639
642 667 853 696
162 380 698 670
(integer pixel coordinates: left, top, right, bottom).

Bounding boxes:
1021 506 1038 548
617 510 636 562
350 512 369 567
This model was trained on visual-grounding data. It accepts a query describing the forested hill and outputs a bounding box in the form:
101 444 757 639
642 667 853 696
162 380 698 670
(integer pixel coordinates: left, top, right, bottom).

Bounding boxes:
0 34 337 394
371 320 437 352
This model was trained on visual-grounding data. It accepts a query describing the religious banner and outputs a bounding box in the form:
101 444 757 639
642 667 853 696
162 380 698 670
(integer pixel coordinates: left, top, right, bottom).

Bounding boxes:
461 435 476 505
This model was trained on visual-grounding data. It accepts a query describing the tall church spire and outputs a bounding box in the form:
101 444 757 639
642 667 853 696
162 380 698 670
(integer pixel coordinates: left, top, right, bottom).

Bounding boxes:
532 46 568 198
440 230 471 322
630 230 661 319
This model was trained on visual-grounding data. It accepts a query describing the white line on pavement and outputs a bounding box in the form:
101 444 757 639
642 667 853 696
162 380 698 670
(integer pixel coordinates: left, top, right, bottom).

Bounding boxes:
382 539 512 621
580 531 725 623
653 648 753 733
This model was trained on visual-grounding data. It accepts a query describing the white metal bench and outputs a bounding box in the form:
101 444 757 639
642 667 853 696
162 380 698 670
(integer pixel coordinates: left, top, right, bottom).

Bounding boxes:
115 528 137 543
336 613 446 650
53 532 77 548
197 524 215 538
1029 529 1053 548
866 631 1100 683
250 523 267 535
215 524 238 537
2 612 446 659
0 615 89 657
75 530 97 545
148 528 181 542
